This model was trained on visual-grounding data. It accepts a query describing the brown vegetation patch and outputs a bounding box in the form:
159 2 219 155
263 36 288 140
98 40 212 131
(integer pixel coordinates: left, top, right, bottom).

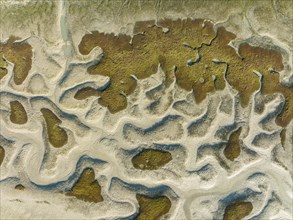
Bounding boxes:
0 36 32 85
0 68 8 81
10 100 28 124
199 26 289 120
66 168 103 203
15 184 25 190
41 108 68 148
74 87 100 100
0 146 4 166
237 43 291 127
223 201 253 220
78 19 291 126
224 127 242 161
136 194 171 220
280 128 286 148
132 149 172 170
78 19 216 112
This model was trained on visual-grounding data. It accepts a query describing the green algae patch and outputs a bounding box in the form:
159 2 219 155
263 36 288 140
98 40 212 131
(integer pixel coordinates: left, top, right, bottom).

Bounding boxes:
0 146 4 166
0 36 32 85
66 168 103 203
224 127 242 161
15 184 25 190
132 149 172 170
74 87 100 100
136 194 171 220
223 201 253 220
41 108 68 148
10 101 28 124
0 1 58 44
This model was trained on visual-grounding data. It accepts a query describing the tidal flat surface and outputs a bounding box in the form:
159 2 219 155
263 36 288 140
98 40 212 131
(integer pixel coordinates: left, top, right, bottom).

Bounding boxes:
0 0 292 219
